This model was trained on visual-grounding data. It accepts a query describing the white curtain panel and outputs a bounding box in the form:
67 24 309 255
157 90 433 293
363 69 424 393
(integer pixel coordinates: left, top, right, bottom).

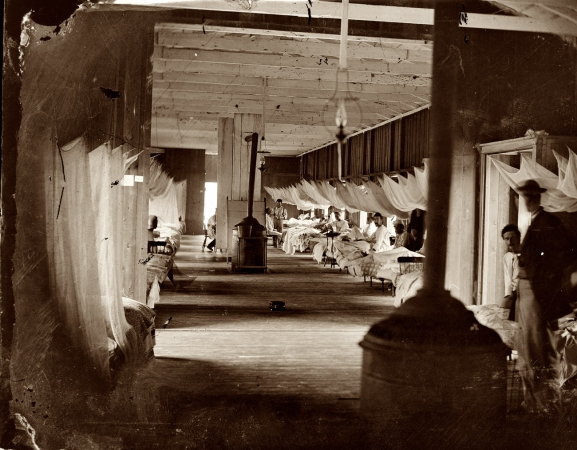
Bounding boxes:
51 136 109 378
264 160 428 216
89 142 139 366
149 159 181 226
491 153 577 213
554 149 577 200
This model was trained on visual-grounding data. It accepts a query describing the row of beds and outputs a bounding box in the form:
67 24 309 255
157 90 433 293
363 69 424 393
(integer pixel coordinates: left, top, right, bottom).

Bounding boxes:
109 223 182 375
279 219 426 308
277 220 577 371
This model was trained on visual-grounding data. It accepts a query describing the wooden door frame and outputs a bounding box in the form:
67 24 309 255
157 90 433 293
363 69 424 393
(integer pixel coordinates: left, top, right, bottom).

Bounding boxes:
476 136 537 305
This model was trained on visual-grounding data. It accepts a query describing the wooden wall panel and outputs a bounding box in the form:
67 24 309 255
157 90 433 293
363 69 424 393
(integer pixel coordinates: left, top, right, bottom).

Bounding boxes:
232 114 263 201
217 118 234 251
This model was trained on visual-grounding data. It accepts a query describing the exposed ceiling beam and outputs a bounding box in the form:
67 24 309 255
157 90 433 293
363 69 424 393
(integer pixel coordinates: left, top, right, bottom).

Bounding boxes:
156 30 432 61
153 59 431 80
152 80 432 98
463 11 577 35
153 90 426 107
113 1 436 25
155 48 431 72
155 23 433 49
153 62 430 84
152 87 428 104
153 71 431 88
489 0 577 7
152 104 408 121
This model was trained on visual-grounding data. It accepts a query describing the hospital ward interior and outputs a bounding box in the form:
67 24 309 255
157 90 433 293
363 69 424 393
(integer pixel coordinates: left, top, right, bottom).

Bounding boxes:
4 0 577 449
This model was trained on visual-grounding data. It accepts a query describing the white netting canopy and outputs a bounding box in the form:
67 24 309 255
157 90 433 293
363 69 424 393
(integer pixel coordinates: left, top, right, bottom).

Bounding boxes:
491 150 577 213
264 160 428 217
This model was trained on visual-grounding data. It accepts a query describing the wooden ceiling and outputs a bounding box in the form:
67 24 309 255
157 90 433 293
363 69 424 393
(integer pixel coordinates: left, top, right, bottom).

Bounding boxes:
151 24 432 155
143 0 577 155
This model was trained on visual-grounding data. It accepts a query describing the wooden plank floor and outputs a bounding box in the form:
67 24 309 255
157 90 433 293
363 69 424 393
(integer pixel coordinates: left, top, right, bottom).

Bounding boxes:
152 235 395 406
88 235 397 449
73 236 577 449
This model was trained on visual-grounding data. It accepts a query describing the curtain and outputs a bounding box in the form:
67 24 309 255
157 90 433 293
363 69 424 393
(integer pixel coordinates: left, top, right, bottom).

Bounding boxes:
149 159 181 226
264 161 427 216
48 137 139 379
378 173 426 213
50 136 109 378
174 180 188 223
414 158 429 200
491 153 577 213
89 142 138 366
554 149 577 200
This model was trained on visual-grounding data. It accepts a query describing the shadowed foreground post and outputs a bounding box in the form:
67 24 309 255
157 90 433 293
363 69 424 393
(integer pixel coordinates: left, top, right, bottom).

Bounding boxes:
359 2 508 448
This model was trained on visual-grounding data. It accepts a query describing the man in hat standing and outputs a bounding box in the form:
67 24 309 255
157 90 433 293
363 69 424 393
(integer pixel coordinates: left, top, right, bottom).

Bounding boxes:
516 179 576 417
272 199 288 248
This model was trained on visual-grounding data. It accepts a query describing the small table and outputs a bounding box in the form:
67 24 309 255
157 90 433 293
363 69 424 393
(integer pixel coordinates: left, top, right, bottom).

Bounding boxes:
324 231 340 268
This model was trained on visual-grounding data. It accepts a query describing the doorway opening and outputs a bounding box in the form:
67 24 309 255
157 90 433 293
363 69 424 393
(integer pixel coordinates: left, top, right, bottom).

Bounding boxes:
204 182 218 227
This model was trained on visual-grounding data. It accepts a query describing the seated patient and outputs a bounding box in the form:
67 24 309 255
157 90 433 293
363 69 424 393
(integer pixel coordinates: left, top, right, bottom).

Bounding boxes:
266 208 283 236
329 211 349 233
362 216 377 239
313 215 329 231
370 213 392 252
393 220 411 249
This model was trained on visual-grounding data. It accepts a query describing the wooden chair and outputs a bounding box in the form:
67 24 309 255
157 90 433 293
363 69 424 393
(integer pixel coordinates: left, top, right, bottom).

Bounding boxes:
148 240 168 254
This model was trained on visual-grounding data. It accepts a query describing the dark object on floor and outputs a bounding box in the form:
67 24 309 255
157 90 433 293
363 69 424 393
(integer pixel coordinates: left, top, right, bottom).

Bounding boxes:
270 301 285 311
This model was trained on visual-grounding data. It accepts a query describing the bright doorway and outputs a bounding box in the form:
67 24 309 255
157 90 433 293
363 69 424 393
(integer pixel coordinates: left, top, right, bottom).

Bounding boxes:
204 182 218 226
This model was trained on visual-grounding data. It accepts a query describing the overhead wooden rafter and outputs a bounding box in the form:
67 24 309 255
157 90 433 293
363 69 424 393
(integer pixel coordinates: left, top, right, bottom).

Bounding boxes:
151 23 433 154
127 0 577 155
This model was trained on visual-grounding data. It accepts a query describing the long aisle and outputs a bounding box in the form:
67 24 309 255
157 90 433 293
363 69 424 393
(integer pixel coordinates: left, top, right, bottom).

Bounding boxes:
132 235 396 449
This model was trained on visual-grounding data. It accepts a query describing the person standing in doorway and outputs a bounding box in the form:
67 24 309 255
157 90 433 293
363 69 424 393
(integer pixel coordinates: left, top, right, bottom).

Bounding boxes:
272 199 287 248
500 224 521 320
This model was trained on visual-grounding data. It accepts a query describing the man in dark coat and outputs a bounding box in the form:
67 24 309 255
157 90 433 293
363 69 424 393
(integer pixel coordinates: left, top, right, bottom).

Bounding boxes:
516 180 576 416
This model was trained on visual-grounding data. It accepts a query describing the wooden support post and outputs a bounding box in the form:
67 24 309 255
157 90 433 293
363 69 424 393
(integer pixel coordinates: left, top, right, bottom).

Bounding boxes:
217 118 234 254
359 3 508 447
219 114 262 259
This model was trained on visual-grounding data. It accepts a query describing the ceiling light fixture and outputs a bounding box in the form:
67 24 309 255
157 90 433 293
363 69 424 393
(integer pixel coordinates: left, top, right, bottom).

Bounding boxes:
322 0 362 181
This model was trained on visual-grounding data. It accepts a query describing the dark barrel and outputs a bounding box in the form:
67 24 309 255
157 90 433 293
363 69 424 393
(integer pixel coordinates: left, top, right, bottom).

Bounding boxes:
359 293 509 450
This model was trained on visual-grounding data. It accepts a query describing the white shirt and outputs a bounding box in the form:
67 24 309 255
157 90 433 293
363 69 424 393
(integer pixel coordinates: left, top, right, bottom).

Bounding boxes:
362 222 377 238
330 219 349 233
503 252 519 297
372 225 391 252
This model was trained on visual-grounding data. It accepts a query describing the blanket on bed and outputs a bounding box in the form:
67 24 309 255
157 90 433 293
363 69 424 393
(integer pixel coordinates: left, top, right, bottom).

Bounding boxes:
282 227 322 254
348 247 423 278
123 297 156 361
